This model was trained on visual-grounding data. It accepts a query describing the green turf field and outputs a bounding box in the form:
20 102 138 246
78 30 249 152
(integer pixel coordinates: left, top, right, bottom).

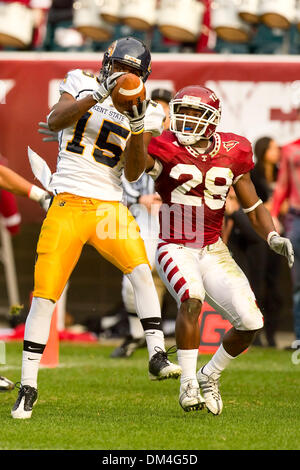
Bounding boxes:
1 341 300 450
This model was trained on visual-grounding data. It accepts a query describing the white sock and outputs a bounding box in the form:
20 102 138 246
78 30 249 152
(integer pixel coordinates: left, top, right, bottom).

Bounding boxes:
145 329 164 359
126 264 162 319
202 344 234 377
128 313 144 339
21 297 56 388
21 351 41 388
177 349 199 384
126 264 165 358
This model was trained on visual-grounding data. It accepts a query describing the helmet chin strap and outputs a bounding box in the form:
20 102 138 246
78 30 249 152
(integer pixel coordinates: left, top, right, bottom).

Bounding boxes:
176 133 202 146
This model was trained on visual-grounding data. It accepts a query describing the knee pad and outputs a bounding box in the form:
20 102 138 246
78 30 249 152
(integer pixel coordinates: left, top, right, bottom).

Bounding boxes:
121 276 135 313
234 308 264 331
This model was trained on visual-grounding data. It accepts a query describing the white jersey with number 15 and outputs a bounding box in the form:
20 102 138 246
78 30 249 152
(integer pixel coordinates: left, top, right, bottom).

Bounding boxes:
49 69 164 201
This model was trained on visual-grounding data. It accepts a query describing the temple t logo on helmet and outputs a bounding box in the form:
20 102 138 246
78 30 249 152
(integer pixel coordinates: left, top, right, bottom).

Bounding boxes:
100 37 152 83
169 85 222 146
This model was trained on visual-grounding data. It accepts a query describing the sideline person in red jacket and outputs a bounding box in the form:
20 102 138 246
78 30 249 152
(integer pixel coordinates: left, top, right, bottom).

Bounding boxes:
0 159 50 391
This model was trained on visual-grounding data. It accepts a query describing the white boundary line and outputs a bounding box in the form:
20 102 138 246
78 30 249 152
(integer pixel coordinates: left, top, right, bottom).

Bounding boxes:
1 360 141 371
0 52 300 63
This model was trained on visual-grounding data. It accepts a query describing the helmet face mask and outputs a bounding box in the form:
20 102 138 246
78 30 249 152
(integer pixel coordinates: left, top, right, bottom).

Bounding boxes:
169 86 221 145
111 60 142 77
100 37 152 83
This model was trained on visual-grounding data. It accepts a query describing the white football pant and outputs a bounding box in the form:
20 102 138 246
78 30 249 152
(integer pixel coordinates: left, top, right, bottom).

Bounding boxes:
155 238 263 331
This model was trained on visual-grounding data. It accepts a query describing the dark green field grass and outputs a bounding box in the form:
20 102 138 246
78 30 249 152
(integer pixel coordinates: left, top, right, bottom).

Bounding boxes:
1 341 300 450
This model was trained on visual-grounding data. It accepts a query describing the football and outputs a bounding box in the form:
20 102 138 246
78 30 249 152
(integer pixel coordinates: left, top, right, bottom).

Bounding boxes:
111 73 146 114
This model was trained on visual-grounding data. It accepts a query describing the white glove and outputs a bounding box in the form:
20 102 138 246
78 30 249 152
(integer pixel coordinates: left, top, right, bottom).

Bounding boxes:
39 192 52 211
29 185 52 211
268 231 294 268
124 100 149 135
92 72 125 103
38 122 58 142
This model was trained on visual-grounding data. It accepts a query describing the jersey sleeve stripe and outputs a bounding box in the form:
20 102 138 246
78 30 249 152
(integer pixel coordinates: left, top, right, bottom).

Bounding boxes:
181 290 190 303
75 89 95 99
167 265 179 282
157 251 168 264
174 277 187 294
157 241 169 249
163 257 173 271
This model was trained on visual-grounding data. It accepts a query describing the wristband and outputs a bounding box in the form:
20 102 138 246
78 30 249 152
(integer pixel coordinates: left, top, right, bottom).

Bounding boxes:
242 199 263 214
92 89 105 103
28 185 46 202
267 231 279 245
131 127 144 136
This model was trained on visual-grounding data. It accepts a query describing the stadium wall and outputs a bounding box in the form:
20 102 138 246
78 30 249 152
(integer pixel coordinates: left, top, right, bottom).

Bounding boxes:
1 53 300 222
0 53 296 328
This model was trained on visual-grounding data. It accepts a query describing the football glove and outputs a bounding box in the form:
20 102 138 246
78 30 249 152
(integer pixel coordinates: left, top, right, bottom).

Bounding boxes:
124 99 149 135
39 192 52 211
92 72 125 103
29 185 52 211
268 232 294 268
38 122 58 142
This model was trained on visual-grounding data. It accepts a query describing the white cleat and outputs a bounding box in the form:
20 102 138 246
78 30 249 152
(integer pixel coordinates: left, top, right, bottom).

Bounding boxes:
197 366 223 415
179 379 205 412
11 384 38 419
149 347 182 381
0 376 14 392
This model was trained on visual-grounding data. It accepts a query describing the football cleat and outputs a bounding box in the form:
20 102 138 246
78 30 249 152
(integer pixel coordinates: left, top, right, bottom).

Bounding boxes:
11 383 38 419
0 376 14 392
197 366 223 415
110 335 146 358
148 346 182 381
179 379 205 412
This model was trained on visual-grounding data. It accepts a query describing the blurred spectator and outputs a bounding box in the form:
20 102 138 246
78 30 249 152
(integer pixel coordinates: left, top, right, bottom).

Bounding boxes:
0 187 21 235
272 136 300 346
251 24 286 55
250 137 287 347
223 190 273 346
0 156 21 235
195 0 214 53
223 136 287 347
251 137 281 212
0 155 21 393
1 0 300 54
43 0 85 51
0 0 51 50
223 187 260 276
0 156 51 391
150 88 173 130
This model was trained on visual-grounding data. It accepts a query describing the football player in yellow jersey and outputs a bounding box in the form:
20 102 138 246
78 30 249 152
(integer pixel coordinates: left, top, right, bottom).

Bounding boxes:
11 37 181 419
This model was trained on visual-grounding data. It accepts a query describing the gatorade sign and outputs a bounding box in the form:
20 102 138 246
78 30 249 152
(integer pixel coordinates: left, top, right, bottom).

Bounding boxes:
198 302 232 354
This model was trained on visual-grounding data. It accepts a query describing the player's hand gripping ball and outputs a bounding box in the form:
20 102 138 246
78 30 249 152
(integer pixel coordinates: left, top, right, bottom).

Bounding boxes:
111 73 146 114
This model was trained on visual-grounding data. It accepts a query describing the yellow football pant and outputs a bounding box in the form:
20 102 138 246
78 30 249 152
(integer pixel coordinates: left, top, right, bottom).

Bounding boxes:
33 193 150 302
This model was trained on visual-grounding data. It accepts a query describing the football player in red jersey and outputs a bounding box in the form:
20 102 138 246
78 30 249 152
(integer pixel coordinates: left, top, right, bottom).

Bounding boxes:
0 160 50 391
0 162 50 210
146 85 294 414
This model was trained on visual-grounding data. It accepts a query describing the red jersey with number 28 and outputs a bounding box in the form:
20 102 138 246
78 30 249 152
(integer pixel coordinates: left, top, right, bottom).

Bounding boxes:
148 130 254 248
